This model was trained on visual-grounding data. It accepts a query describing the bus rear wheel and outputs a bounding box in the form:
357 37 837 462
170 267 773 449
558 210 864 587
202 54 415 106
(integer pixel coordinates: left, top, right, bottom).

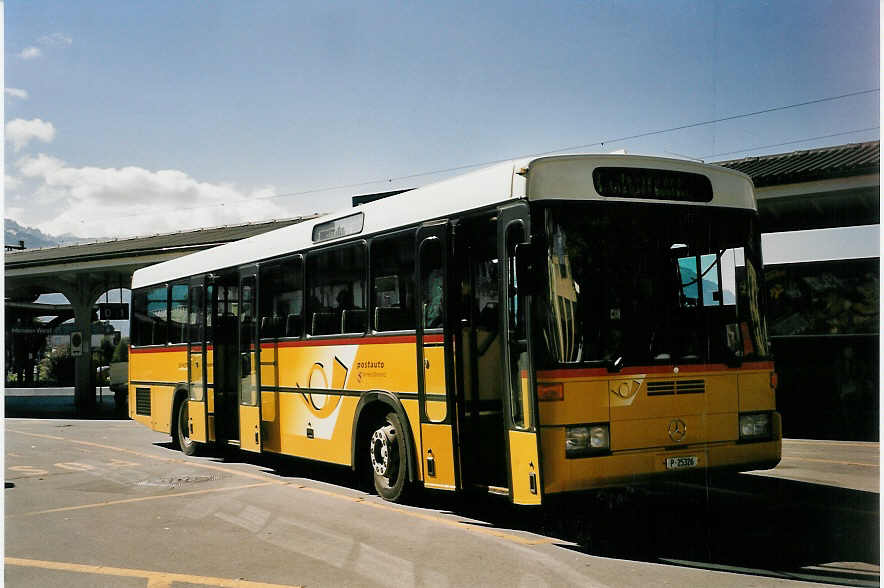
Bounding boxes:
369 412 409 502
175 398 200 456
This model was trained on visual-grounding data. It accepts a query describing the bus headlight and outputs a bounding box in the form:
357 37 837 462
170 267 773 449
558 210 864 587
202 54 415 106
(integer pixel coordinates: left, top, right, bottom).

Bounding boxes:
739 412 772 441
566 423 610 457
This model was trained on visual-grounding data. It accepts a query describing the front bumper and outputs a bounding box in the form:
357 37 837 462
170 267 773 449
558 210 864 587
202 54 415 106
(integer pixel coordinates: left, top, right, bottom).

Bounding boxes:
541 419 782 494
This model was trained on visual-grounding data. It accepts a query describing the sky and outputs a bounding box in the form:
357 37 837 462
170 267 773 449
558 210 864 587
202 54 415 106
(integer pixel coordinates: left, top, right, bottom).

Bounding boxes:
3 0 880 240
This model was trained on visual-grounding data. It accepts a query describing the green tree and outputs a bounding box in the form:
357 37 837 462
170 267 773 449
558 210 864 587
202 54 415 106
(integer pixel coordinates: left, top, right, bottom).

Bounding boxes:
40 345 75 386
112 337 129 362
99 338 115 365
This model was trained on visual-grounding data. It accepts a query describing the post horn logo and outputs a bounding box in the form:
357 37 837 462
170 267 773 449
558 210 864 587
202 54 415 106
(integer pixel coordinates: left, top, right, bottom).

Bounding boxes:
667 418 687 442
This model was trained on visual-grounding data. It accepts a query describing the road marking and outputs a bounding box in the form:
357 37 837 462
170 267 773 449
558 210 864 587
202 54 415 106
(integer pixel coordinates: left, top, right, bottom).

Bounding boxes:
786 456 879 468
8 429 279 483
8 465 49 477
8 428 554 546
55 462 96 471
5 556 304 587
9 482 274 517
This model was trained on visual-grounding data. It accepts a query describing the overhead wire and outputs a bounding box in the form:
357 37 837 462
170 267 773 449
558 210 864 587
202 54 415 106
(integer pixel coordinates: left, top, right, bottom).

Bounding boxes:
702 127 880 160
73 88 879 224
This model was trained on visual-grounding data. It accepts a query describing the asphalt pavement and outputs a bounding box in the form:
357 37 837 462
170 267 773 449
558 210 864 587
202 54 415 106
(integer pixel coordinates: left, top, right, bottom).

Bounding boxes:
4 417 879 587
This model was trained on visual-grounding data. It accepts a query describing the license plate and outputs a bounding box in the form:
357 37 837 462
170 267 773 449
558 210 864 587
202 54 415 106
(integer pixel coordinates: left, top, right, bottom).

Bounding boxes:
665 456 698 470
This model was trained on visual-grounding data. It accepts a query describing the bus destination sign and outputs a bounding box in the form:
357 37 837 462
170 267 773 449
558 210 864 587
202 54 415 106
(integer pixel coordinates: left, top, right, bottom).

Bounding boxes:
312 212 365 243
592 167 713 202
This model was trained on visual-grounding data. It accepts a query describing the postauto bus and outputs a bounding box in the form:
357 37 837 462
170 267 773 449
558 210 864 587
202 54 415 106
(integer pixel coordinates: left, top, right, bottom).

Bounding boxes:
128 154 781 505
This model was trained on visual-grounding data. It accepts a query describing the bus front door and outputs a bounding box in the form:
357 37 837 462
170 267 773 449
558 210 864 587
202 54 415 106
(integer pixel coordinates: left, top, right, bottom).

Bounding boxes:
238 270 262 452
498 203 542 505
187 279 209 443
416 222 458 490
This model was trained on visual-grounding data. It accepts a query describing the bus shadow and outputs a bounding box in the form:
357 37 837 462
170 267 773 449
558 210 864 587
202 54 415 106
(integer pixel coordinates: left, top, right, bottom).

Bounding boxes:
154 442 363 491
448 473 879 580
154 442 879 581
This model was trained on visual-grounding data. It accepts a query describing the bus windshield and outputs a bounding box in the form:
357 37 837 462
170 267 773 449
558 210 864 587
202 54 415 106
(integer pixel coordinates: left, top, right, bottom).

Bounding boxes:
537 202 769 368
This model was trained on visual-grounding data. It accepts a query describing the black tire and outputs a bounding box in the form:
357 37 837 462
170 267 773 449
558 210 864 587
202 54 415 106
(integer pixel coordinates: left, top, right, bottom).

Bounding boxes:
369 411 410 502
175 397 199 456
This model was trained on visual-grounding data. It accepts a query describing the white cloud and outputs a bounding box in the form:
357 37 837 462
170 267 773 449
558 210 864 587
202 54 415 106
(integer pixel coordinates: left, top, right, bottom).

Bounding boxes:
14 154 290 239
18 46 42 60
5 174 23 190
5 88 29 100
5 118 56 152
38 33 73 48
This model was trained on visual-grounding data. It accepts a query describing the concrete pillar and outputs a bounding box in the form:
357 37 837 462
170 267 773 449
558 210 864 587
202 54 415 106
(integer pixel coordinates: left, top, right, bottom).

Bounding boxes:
61 277 104 417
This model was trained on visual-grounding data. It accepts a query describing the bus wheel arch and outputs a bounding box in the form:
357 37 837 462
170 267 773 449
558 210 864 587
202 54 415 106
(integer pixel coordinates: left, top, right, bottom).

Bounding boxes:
352 391 418 495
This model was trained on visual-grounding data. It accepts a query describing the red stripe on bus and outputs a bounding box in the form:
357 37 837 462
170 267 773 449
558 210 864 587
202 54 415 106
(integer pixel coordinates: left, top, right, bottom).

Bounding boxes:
537 361 774 379
132 335 443 354
268 334 441 349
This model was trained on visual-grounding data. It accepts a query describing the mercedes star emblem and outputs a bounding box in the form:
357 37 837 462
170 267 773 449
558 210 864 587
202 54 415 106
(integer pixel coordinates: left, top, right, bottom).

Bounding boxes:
668 418 687 442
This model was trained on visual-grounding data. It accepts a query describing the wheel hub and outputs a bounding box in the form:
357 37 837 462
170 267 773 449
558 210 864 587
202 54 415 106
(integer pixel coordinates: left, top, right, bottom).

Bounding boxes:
370 425 396 477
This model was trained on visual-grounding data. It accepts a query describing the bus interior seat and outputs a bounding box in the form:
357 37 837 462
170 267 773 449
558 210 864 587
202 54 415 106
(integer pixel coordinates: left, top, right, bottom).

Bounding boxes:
260 316 281 339
342 309 368 333
374 307 411 332
285 314 303 338
312 312 339 335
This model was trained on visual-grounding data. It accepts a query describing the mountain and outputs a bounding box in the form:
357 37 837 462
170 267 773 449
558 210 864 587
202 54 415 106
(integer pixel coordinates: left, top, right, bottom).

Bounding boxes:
5 219 91 249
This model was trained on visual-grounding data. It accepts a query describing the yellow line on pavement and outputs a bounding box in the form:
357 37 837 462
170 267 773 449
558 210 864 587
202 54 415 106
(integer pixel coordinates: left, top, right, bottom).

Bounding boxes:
9 482 275 517
786 456 879 468
6 556 304 587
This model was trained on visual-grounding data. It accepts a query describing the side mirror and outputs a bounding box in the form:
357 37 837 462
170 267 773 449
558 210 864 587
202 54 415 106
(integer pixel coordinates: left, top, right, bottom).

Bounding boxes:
607 356 624 373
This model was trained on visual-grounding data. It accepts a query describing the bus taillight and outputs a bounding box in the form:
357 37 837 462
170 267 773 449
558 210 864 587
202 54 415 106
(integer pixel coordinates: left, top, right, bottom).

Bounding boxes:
537 382 564 401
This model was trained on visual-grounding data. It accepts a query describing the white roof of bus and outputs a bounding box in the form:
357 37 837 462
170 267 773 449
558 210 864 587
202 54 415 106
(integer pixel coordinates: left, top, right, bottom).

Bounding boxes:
132 154 755 289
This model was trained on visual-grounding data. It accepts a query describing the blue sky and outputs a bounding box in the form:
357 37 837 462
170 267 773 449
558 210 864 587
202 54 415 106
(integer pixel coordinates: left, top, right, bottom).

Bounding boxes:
4 0 880 239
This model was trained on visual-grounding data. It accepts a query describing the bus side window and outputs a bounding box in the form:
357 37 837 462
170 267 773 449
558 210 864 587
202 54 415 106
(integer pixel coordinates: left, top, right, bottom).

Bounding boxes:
259 256 303 339
169 283 189 344
420 239 444 330
187 284 204 344
371 231 415 332
205 284 214 344
132 285 168 346
307 243 367 336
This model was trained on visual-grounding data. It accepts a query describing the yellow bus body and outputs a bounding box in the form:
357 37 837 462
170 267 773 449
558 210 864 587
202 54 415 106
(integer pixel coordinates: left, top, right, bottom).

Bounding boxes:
537 361 781 493
131 339 779 496
129 335 452 487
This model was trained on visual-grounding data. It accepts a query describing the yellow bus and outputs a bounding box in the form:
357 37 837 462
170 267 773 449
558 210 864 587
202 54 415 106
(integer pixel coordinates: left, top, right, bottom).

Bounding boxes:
129 154 781 505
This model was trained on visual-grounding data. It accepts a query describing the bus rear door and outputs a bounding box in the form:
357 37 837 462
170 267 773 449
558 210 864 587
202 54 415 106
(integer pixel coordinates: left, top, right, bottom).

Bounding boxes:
187 278 209 443
498 203 542 505
238 268 262 452
416 222 458 490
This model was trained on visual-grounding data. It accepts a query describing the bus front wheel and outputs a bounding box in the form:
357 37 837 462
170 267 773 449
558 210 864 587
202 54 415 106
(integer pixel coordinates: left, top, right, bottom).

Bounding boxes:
175 398 199 456
369 412 409 502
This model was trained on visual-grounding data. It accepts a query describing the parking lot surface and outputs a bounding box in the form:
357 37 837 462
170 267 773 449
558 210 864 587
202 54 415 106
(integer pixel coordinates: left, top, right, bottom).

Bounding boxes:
5 418 878 587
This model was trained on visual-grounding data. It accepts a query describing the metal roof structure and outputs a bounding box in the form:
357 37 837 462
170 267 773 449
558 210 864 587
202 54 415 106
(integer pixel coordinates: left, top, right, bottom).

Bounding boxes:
5 216 316 301
5 216 316 270
716 141 879 187
716 141 879 232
